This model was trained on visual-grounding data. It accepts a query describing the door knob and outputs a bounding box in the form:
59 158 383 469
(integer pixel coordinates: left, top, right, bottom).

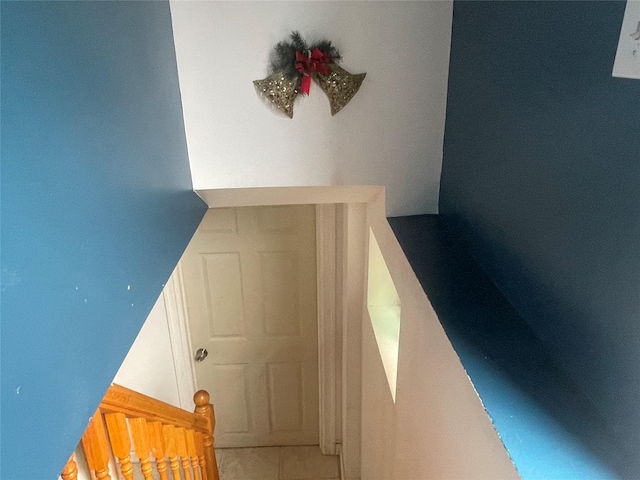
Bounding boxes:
194 348 208 362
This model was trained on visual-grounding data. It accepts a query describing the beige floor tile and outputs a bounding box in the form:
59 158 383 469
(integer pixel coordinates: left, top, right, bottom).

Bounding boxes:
279 446 339 480
218 447 280 480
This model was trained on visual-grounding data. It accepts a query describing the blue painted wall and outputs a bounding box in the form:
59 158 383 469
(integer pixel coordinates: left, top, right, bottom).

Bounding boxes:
1 2 207 478
390 216 622 479
440 0 640 475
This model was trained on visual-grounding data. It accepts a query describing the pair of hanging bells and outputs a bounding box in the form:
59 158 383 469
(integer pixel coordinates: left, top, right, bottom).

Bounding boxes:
254 65 366 118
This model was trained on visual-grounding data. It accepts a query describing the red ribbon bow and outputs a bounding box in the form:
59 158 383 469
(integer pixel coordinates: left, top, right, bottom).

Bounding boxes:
295 48 331 95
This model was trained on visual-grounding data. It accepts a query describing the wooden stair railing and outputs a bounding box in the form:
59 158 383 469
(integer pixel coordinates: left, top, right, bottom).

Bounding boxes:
61 384 220 480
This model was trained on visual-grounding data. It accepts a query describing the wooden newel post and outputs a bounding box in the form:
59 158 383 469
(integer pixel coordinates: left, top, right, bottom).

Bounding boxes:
194 390 220 480
61 454 78 480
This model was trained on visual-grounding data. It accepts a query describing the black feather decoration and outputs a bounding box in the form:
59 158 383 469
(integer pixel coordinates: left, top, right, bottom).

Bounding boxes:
290 31 308 52
268 31 341 80
310 40 341 63
269 42 299 79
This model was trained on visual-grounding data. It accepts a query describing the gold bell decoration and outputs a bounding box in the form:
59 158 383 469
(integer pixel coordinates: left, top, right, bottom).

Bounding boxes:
253 73 299 119
254 31 366 118
313 64 366 116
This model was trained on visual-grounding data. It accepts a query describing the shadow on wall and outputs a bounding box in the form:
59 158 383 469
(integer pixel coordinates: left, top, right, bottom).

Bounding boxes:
389 215 628 480
438 0 640 477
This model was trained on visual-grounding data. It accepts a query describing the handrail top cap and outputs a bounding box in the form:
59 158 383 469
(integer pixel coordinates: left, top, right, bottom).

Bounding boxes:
193 390 210 407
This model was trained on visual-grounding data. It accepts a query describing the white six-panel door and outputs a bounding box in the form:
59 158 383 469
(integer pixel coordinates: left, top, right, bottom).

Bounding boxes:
180 205 319 447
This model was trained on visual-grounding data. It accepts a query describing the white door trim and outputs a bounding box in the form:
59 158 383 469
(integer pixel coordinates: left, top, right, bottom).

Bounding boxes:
163 265 198 410
339 202 367 480
316 204 338 455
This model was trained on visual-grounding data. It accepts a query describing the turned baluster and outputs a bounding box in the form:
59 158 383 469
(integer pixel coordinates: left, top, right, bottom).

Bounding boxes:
185 429 202 480
129 417 154 480
194 390 220 480
162 424 181 480
149 422 170 480
176 427 193 480
81 411 112 480
104 413 134 480
195 432 208 480
61 454 78 480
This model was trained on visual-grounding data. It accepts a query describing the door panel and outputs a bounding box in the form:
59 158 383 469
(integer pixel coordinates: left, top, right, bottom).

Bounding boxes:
180 205 319 447
267 362 303 432
213 364 251 433
202 253 245 337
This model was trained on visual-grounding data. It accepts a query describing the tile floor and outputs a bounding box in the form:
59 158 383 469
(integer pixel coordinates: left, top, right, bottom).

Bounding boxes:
215 445 340 480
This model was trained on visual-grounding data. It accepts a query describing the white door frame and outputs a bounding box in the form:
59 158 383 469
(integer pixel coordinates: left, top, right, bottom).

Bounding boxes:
165 186 380 476
316 203 338 455
163 264 198 410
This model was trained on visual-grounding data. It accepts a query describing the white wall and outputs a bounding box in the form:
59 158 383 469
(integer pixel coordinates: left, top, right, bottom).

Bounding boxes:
66 296 179 480
113 293 182 407
170 1 453 216
361 198 519 480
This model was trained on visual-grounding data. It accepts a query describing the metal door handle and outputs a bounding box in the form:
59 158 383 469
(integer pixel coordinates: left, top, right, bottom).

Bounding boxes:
195 348 208 362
